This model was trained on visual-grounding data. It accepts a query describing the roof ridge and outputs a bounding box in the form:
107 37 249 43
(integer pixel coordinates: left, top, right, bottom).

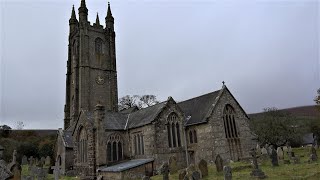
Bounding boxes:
178 89 221 104
131 101 167 114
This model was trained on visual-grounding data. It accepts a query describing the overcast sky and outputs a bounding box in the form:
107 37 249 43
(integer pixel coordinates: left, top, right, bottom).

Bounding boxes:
0 0 319 129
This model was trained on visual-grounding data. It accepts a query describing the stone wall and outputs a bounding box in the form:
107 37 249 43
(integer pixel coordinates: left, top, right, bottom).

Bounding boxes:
186 88 254 164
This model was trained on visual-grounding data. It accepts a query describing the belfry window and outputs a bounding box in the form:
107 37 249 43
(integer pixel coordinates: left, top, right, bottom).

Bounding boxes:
78 128 87 163
106 134 123 162
95 38 103 55
223 104 239 138
167 113 182 148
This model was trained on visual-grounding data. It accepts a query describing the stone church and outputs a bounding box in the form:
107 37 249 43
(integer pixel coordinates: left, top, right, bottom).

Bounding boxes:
55 1 254 179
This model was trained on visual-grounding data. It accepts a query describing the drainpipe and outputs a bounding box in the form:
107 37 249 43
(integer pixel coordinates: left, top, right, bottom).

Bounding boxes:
184 126 189 166
184 116 191 167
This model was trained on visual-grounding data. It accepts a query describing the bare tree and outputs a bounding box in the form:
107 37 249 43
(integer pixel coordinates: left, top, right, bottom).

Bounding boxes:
118 95 140 111
140 95 159 107
15 121 25 130
118 94 160 110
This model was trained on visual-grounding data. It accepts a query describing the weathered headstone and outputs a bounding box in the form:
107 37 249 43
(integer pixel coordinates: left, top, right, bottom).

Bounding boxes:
160 162 169 180
142 175 150 180
45 156 51 166
223 165 232 180
276 147 284 160
29 156 34 166
215 154 223 172
36 167 48 180
178 169 186 180
191 171 201 180
168 156 178 174
22 155 28 165
0 145 13 179
249 148 267 179
51 161 61 180
288 146 293 159
198 159 208 177
7 150 22 180
310 146 318 161
270 147 279 166
256 144 261 155
261 148 268 155
39 157 45 167
292 155 300 164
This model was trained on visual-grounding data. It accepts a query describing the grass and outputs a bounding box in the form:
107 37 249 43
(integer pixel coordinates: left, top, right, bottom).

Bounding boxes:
152 147 320 180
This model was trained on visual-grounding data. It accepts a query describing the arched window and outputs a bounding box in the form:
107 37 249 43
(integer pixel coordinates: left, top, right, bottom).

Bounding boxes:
106 133 123 163
223 105 238 138
78 127 87 163
193 130 197 143
132 132 145 155
167 113 181 148
189 130 193 144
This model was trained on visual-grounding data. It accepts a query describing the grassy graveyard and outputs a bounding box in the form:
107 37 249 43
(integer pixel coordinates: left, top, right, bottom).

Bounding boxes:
151 147 320 180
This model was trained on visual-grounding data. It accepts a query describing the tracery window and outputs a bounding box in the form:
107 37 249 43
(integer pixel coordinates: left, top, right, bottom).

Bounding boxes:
78 127 87 163
106 133 123 162
133 133 144 155
167 113 181 148
223 104 239 138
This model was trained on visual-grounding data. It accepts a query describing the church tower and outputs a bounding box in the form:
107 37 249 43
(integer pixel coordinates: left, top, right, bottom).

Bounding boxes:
64 1 118 129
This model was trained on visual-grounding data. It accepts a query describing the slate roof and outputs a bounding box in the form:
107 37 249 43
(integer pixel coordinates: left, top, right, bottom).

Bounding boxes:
59 130 73 148
120 106 139 114
103 112 128 130
126 102 167 129
97 159 154 172
178 90 221 126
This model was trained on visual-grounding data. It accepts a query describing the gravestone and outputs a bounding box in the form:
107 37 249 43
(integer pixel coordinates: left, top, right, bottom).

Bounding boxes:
160 162 169 180
292 155 300 164
276 147 284 160
0 145 13 179
142 175 150 180
168 156 178 174
261 148 268 155
215 154 223 172
256 144 261 155
288 146 293 159
198 159 208 177
270 147 279 166
223 166 232 180
51 161 61 180
45 156 51 166
310 146 318 161
29 156 34 166
40 157 45 167
7 150 22 180
22 155 28 165
178 169 186 180
249 148 267 179
191 171 201 180
36 167 48 180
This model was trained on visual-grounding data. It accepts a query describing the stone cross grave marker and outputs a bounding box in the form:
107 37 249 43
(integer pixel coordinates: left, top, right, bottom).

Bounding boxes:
249 148 266 179
270 147 279 166
51 161 61 180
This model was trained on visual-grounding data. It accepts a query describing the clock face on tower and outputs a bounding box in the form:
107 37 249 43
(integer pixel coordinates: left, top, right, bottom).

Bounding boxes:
96 75 105 85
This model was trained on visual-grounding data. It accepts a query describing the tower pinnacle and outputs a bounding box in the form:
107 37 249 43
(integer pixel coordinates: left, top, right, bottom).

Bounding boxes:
69 5 78 24
105 2 114 30
78 0 88 22
96 13 100 26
